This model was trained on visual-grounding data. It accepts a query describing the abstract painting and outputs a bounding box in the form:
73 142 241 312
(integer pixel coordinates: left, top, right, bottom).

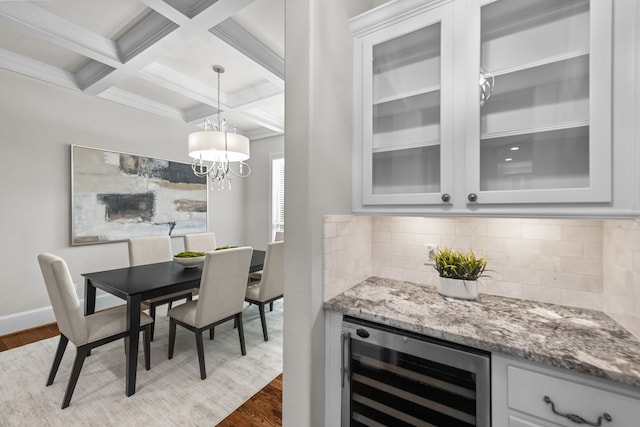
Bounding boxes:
71 145 207 245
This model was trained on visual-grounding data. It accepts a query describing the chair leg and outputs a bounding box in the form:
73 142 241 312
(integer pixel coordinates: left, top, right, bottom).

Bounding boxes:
168 318 177 359
47 334 69 386
149 303 157 341
61 345 90 409
209 327 215 340
258 303 269 341
236 313 247 356
270 301 274 311
195 330 206 380
143 324 151 371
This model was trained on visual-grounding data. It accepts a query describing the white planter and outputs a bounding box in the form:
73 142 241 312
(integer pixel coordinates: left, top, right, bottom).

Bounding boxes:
437 277 478 300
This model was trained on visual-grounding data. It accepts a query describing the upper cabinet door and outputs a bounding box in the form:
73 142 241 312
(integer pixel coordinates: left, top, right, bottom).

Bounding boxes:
465 0 612 204
356 4 454 205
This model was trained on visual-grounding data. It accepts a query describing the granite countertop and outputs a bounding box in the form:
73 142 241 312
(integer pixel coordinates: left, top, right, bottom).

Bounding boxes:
324 277 640 389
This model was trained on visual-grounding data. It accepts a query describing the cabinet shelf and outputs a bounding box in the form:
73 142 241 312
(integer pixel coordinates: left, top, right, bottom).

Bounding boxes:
482 0 589 40
374 84 440 106
491 50 588 83
480 120 588 141
373 139 440 153
481 0 589 76
480 54 589 137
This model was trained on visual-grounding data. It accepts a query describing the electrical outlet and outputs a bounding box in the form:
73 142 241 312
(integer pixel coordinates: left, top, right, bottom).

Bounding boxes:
424 243 438 265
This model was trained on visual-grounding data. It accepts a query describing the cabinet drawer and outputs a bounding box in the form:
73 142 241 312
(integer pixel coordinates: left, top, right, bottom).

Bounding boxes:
507 366 640 427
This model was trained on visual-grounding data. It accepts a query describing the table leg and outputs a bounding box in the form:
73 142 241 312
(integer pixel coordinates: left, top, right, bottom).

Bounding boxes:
84 278 97 316
126 294 142 396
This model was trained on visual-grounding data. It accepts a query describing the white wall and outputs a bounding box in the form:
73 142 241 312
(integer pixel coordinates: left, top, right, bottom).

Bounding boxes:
283 0 372 425
0 69 246 334
245 135 285 250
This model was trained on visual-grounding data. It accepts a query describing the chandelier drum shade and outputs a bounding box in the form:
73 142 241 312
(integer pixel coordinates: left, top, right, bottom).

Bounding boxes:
188 65 250 189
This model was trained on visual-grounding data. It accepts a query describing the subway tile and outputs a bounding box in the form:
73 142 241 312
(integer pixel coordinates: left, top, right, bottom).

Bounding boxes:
323 222 337 238
539 271 602 293
522 224 562 240
469 236 504 252
561 224 602 242
558 257 602 277
455 221 489 237
540 240 583 258
372 231 391 243
521 285 564 305
520 254 558 272
561 290 602 311
482 280 523 299
504 238 541 255
582 242 602 259
499 267 541 286
487 222 522 238
440 236 471 250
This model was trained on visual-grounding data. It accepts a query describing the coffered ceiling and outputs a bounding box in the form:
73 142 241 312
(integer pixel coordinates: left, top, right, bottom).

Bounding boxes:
0 0 284 140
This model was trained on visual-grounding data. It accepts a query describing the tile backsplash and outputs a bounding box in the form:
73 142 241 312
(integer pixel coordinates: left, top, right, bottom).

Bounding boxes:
603 220 640 338
324 215 639 338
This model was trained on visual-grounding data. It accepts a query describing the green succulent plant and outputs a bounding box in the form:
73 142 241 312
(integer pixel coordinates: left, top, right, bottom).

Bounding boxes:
433 247 487 281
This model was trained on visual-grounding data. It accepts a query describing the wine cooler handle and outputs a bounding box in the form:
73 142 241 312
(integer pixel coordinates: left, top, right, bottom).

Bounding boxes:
543 396 612 426
341 332 351 388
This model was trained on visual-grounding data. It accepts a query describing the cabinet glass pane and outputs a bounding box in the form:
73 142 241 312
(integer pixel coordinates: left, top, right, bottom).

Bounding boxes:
373 146 440 194
371 23 441 195
479 0 590 192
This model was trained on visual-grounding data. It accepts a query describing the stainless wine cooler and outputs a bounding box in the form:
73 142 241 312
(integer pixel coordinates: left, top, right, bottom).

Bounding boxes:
341 317 491 426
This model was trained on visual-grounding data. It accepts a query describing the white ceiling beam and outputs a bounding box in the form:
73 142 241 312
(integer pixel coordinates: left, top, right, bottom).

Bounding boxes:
242 108 284 134
210 18 284 81
140 62 230 109
0 48 79 90
98 87 186 122
245 127 282 141
0 2 120 67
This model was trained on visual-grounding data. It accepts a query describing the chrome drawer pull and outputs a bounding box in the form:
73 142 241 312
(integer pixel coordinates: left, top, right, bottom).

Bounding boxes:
543 396 612 426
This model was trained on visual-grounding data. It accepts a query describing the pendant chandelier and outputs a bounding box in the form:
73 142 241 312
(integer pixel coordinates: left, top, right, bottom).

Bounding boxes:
188 65 250 190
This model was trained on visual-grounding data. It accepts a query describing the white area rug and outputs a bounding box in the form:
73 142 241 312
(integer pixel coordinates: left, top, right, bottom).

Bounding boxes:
0 300 283 426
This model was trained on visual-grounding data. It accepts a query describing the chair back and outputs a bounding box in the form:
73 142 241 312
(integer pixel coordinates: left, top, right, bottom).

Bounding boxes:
128 235 173 266
37 254 88 344
195 246 253 327
184 232 217 252
274 231 284 242
258 241 284 301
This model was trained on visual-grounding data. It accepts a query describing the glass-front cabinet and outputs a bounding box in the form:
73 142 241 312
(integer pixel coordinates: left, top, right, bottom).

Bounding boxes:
466 0 612 204
352 0 614 211
355 2 454 205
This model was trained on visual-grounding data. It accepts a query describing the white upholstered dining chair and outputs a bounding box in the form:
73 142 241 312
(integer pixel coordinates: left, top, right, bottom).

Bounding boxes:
248 231 283 283
167 246 253 379
245 240 284 341
38 253 153 409
128 235 194 340
183 232 217 252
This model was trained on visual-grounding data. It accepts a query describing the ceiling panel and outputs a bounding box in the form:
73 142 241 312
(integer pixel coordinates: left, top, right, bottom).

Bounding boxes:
0 0 285 141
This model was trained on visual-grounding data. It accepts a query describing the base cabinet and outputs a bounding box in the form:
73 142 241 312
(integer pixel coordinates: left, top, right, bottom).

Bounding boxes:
326 313 640 427
492 354 640 427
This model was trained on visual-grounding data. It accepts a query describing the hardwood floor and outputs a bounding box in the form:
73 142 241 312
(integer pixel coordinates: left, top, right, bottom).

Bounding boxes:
0 322 283 426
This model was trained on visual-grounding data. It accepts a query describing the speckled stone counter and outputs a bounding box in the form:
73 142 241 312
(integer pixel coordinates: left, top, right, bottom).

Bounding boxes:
324 277 640 389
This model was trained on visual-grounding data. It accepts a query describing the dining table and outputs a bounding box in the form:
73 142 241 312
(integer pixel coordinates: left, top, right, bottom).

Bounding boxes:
82 249 266 397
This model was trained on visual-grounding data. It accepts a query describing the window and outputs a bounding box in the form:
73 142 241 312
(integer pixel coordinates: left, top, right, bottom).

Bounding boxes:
270 154 285 241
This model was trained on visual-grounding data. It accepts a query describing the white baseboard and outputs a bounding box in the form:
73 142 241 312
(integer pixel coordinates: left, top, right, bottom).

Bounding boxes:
0 294 124 336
